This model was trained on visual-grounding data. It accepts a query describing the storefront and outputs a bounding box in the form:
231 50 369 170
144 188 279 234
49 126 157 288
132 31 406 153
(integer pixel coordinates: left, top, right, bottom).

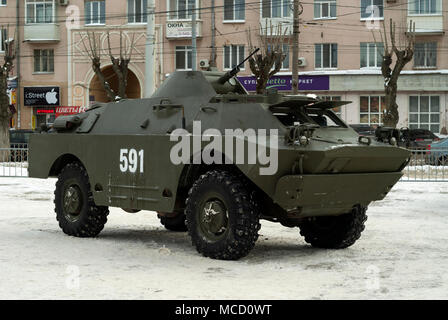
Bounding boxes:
24 86 61 129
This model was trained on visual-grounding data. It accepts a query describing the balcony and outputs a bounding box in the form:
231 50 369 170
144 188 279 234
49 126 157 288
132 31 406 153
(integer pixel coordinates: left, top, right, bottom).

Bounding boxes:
260 17 293 36
166 20 202 39
24 24 60 42
407 15 444 35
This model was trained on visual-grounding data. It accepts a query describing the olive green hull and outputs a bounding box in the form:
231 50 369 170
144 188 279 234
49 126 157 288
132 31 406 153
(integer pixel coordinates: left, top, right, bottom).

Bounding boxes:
274 172 402 217
29 133 408 218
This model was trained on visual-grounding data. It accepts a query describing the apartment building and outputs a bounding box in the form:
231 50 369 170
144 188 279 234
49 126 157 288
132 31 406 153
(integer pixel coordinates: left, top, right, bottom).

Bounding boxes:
1 0 447 133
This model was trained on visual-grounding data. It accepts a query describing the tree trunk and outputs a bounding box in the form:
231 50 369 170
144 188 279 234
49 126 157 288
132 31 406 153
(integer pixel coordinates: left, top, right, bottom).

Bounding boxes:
0 73 10 151
92 62 116 102
383 82 399 128
256 77 268 94
0 118 9 162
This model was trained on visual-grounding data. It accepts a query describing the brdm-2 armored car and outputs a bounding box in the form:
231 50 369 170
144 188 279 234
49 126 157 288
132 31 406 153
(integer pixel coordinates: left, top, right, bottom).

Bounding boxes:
29 69 410 260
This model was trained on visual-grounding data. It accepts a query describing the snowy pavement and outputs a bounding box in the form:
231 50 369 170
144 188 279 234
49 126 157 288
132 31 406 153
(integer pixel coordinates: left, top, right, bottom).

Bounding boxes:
0 177 447 299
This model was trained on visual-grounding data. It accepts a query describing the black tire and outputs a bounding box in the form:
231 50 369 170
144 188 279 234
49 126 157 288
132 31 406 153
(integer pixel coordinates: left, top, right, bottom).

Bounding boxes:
298 205 367 249
54 162 109 237
185 170 261 260
157 212 188 232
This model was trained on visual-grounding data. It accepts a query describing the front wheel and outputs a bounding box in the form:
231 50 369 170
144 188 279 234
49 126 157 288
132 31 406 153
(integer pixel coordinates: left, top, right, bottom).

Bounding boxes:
185 170 261 260
54 162 109 237
298 205 367 249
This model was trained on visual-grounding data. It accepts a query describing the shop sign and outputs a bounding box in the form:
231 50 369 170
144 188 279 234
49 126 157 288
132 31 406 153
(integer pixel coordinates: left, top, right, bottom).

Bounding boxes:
55 106 85 117
10 89 16 104
237 75 330 92
166 21 196 38
7 88 16 105
36 108 55 115
35 106 85 117
24 87 60 106
7 78 18 89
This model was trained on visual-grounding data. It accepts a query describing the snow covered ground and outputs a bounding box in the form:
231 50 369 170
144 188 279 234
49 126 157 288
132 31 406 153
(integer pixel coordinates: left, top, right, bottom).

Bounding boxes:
0 177 447 300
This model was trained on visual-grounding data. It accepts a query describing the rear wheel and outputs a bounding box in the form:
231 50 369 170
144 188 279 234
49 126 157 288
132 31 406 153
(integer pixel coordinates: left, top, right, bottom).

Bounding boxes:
157 212 188 232
298 205 367 249
185 170 261 260
54 162 109 237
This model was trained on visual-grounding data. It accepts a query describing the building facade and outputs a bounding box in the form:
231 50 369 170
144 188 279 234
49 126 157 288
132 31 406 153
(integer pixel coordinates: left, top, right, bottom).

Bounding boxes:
1 0 447 133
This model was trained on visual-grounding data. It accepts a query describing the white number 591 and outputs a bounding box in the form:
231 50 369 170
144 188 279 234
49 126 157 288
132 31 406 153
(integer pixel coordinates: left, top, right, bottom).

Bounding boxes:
120 149 144 173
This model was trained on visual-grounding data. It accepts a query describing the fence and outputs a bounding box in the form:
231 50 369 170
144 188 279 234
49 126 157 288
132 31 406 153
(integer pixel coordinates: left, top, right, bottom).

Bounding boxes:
1 146 448 181
401 147 448 182
0 146 29 177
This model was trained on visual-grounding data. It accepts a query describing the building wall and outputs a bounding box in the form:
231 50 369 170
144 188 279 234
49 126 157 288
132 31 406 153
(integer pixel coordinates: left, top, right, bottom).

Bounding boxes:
1 0 447 133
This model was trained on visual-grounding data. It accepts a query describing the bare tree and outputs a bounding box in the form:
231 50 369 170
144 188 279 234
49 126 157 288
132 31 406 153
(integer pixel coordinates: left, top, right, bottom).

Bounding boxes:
247 23 289 94
374 19 415 128
0 26 16 151
81 30 136 102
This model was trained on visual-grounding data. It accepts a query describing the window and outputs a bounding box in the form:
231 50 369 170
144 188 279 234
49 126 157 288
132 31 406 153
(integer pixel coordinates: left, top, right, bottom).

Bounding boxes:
315 43 337 69
26 0 54 24
281 44 289 69
409 0 441 15
360 42 383 68
360 96 384 125
224 45 245 70
262 0 292 18
175 46 192 70
169 0 199 20
34 49 54 73
85 1 106 25
361 0 383 19
321 96 341 115
314 0 336 19
0 0 6 6
128 0 147 23
0 28 6 52
224 0 245 21
409 96 440 133
268 44 290 70
414 42 437 68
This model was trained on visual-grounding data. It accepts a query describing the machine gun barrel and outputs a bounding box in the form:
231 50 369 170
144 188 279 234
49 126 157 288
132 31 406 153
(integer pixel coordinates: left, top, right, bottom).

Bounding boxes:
217 48 260 84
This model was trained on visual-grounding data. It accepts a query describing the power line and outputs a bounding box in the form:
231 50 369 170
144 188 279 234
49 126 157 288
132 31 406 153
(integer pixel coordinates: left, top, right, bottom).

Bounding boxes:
0 0 432 26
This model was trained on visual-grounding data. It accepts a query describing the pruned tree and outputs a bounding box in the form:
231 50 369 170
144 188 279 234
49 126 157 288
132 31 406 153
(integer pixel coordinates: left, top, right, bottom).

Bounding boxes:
0 25 16 151
81 30 136 102
374 19 416 128
247 23 289 94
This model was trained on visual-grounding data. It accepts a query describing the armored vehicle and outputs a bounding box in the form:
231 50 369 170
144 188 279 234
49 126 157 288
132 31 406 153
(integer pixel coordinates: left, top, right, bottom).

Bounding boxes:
29 66 410 260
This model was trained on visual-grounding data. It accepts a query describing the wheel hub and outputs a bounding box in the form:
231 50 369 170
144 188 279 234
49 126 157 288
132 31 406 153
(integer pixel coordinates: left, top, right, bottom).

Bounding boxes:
63 185 82 218
201 199 228 236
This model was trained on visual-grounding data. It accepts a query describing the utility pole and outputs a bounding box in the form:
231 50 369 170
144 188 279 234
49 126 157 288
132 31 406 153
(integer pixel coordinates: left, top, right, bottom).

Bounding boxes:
16 0 21 128
191 1 197 71
292 0 300 95
210 0 216 68
144 0 155 97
